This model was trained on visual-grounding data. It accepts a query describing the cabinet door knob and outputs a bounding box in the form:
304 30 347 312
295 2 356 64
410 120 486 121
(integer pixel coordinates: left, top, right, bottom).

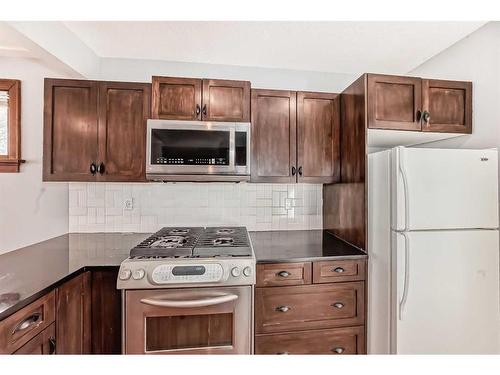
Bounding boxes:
49 337 56 354
291 166 296 176
98 162 105 175
333 267 345 273
332 347 345 354
196 104 201 116
202 104 207 116
332 302 344 309
277 271 291 278
276 305 291 312
89 162 97 175
422 110 431 124
298 166 303 176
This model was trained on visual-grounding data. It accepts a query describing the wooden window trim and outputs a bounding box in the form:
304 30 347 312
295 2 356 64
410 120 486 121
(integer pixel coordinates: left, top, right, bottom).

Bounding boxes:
0 79 21 172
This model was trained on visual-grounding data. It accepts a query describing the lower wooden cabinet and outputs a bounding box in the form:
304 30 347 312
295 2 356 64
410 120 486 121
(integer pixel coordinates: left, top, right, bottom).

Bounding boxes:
255 326 365 355
14 323 56 355
255 259 367 354
56 272 92 354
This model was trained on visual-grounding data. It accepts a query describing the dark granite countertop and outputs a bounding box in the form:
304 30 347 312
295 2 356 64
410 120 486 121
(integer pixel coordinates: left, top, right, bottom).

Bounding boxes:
0 233 149 321
250 230 367 263
0 230 366 321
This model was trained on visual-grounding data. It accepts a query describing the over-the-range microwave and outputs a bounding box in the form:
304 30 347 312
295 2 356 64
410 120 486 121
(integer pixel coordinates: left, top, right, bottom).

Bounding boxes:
146 120 251 181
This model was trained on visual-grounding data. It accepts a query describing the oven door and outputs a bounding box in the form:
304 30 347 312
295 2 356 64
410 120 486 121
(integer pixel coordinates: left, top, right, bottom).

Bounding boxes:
125 286 252 354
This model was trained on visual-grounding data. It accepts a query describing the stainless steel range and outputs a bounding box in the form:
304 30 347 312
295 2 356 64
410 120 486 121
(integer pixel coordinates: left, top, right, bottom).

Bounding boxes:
117 226 255 354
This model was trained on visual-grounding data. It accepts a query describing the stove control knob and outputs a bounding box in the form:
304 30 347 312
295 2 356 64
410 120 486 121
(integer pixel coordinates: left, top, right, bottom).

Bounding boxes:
132 269 146 280
243 266 252 277
231 267 241 277
119 269 132 280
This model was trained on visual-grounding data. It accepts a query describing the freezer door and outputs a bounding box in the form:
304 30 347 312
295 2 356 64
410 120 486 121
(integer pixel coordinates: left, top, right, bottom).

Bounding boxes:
392 147 499 231
393 230 500 354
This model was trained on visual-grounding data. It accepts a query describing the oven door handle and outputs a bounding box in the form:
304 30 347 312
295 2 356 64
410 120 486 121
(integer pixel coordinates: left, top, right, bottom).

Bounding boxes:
140 293 238 308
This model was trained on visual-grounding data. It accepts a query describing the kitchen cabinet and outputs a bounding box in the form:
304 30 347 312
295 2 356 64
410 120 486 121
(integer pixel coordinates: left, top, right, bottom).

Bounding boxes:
297 91 340 183
251 89 340 184
55 272 91 354
421 79 472 133
14 324 56 354
152 76 250 122
43 79 151 182
366 73 472 133
250 89 297 183
254 259 366 354
0 291 56 354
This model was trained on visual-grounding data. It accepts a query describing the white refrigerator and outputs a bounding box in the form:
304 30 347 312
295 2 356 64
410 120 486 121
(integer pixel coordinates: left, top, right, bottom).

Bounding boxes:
368 146 500 354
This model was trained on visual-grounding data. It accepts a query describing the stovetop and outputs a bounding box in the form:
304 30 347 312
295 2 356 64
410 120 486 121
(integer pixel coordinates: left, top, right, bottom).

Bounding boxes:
129 226 252 259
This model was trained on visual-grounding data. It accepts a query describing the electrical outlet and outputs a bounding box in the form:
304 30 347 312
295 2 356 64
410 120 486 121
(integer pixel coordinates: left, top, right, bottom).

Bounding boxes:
124 198 134 210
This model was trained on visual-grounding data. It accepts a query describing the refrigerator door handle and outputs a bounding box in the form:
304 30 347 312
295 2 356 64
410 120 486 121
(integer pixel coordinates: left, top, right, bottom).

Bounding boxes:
398 232 410 321
398 148 410 232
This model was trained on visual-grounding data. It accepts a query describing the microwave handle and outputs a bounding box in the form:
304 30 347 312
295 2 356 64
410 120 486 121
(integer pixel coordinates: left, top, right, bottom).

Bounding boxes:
140 293 238 308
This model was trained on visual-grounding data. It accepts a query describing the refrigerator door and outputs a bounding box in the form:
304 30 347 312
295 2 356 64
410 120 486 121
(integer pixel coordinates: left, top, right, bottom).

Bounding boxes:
392 147 499 231
393 230 500 354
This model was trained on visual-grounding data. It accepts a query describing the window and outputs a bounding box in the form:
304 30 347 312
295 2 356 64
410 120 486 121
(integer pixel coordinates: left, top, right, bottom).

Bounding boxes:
0 79 21 172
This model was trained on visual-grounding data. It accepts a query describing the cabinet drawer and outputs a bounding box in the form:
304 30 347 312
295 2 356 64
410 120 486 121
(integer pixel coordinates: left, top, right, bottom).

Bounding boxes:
256 262 311 287
255 282 364 334
0 291 56 354
255 326 365 354
14 323 56 355
313 259 366 283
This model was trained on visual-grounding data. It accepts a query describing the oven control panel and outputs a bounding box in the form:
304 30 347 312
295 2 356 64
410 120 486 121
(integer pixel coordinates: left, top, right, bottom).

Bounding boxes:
151 263 224 284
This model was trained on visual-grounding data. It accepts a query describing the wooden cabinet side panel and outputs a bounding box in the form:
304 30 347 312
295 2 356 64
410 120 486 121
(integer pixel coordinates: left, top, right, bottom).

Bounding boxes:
91 269 122 354
250 89 297 183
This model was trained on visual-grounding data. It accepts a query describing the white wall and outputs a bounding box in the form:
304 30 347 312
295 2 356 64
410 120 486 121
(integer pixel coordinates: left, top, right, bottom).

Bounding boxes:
97 57 356 92
409 22 500 149
0 57 75 254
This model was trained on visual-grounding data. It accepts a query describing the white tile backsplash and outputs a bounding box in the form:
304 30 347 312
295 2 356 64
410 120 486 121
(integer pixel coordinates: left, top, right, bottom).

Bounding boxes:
69 182 323 232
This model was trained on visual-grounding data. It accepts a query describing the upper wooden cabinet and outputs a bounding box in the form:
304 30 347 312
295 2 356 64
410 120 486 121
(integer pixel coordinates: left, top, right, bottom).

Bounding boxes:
251 89 297 183
43 79 150 182
367 74 422 131
422 79 472 133
251 89 340 184
152 76 250 122
366 73 472 133
297 92 340 183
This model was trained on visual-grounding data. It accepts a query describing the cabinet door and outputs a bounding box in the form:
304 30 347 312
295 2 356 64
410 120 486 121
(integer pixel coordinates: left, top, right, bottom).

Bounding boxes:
56 272 91 354
14 324 56 355
367 74 422 131
250 89 297 183
91 270 122 354
98 82 151 182
421 79 472 133
202 79 250 122
43 79 99 181
151 76 202 120
297 91 340 183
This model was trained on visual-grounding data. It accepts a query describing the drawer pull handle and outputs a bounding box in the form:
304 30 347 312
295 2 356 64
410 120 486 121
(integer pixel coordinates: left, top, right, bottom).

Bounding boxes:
277 271 291 278
332 302 344 309
276 352 290 355
332 347 345 354
276 305 291 313
12 312 42 335
333 267 345 273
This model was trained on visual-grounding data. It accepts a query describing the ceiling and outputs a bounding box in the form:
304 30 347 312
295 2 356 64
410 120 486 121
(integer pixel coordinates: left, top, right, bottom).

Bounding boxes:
63 21 486 74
